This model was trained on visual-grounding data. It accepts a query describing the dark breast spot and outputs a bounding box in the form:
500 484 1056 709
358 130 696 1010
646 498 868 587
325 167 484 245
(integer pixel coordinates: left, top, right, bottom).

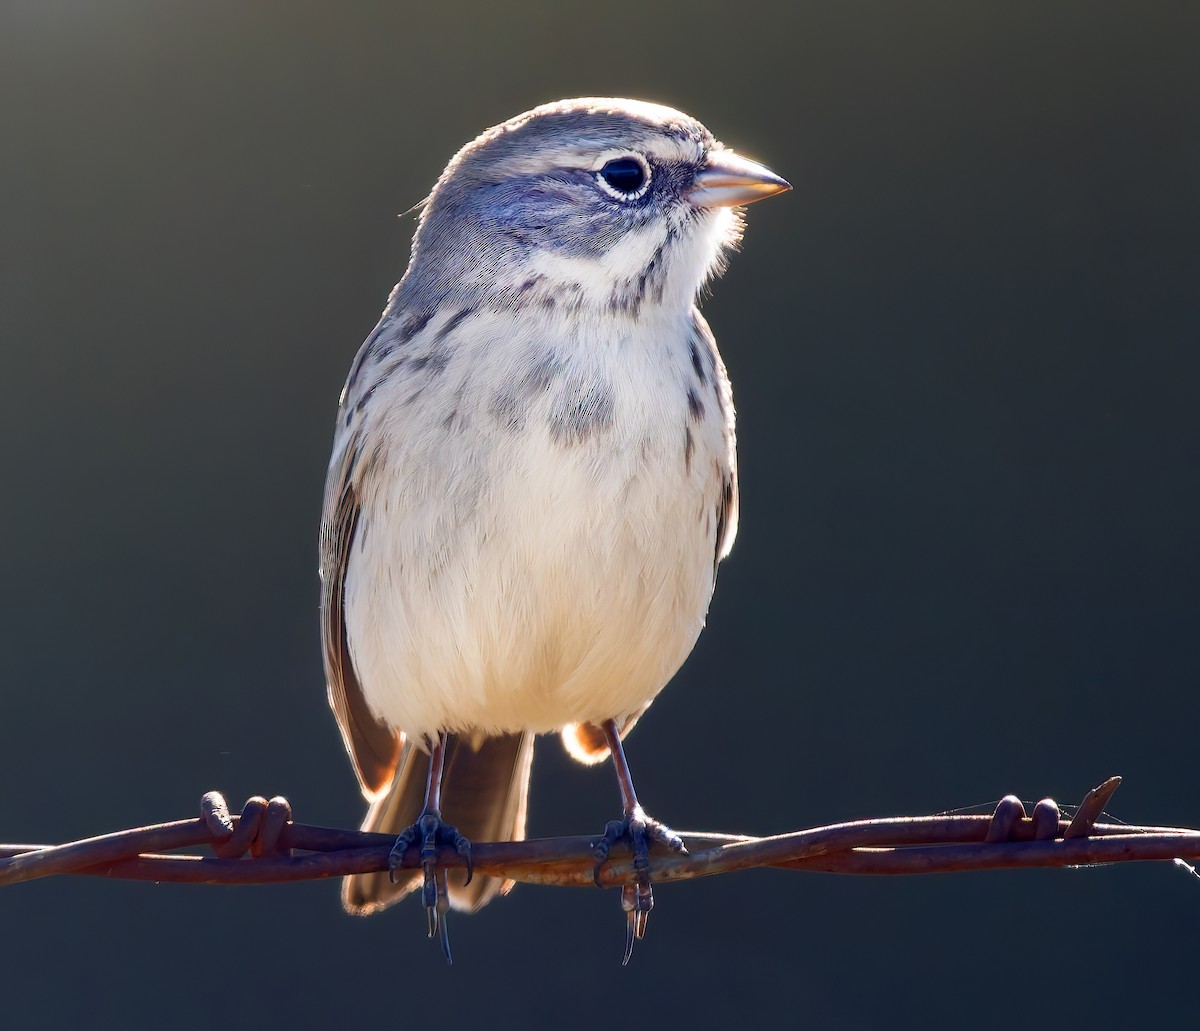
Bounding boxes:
353 355 408 414
525 350 566 393
548 375 615 445
436 307 474 341
686 387 705 421
489 389 525 431
689 339 708 385
374 308 434 362
491 349 570 433
408 346 450 375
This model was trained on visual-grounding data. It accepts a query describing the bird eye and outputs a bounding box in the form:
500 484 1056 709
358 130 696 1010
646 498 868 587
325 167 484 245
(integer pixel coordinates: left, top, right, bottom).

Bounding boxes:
597 156 650 199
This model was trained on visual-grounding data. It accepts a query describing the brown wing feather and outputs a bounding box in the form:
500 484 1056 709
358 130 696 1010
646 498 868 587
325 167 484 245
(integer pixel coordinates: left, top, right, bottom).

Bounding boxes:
320 434 403 798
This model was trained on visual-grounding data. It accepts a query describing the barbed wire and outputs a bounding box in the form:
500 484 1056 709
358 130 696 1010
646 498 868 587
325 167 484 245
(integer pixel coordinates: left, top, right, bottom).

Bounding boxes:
4 775 1199 895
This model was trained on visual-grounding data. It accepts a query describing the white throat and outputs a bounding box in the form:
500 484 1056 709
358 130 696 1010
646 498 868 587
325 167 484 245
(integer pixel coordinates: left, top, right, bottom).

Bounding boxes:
518 206 740 314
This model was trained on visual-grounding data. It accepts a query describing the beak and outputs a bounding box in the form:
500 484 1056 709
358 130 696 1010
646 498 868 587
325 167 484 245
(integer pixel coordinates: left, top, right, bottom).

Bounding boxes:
688 150 791 209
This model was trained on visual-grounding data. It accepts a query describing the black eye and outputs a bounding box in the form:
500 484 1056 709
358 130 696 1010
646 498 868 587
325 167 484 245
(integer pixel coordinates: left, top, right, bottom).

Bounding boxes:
598 156 649 197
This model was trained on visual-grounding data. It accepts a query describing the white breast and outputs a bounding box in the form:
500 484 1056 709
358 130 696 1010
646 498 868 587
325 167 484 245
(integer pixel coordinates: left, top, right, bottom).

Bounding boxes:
342 304 734 740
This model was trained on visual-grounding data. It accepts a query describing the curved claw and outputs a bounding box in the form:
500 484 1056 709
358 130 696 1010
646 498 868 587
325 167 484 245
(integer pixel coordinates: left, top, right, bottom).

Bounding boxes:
620 884 638 966
434 867 453 965
426 901 438 939
438 913 453 965
633 906 649 939
618 878 651 966
454 834 473 887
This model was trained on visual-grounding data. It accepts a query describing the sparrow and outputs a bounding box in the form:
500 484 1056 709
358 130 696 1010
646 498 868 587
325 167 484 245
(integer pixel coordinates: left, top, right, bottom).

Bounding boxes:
319 97 789 961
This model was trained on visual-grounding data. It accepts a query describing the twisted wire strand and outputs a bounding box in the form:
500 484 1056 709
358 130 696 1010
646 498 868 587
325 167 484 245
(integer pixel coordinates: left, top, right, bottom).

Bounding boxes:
3 776 1199 891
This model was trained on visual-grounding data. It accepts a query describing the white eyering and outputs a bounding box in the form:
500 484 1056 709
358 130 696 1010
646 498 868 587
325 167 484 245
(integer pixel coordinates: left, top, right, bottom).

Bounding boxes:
593 150 653 202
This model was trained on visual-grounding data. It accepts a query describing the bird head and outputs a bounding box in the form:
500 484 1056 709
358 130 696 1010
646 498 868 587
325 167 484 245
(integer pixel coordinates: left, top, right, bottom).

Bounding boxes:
400 98 790 315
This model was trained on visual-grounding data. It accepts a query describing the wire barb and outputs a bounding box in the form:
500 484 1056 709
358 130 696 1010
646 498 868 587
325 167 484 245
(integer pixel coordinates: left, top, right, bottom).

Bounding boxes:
1064 776 1122 839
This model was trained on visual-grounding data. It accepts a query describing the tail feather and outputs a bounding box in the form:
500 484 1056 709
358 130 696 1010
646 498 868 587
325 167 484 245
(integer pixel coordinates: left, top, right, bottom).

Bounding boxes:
341 731 534 916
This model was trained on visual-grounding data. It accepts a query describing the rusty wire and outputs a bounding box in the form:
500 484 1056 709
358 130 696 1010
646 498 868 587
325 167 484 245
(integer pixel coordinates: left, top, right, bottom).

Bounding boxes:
3 776 1199 893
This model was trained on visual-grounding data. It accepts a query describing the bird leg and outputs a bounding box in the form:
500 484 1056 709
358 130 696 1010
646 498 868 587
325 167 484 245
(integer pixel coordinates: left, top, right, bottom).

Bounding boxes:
591 718 686 964
387 731 472 964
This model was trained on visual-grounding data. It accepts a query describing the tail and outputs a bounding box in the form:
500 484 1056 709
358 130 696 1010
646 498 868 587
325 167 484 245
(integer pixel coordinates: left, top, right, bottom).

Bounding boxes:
341 731 534 916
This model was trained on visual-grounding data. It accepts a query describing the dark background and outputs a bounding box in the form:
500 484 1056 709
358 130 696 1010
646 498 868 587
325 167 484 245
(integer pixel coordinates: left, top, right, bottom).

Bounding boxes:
2 2 1197 1027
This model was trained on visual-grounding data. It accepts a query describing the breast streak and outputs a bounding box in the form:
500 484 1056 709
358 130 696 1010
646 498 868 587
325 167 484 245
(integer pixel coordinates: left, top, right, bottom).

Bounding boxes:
346 310 725 739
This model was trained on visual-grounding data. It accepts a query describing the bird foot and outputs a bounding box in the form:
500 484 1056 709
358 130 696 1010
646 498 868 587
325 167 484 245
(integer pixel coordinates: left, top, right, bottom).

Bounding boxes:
388 810 472 964
592 806 687 965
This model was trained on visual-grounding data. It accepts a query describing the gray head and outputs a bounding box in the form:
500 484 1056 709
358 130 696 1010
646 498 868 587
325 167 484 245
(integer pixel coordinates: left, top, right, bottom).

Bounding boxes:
395 98 789 317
